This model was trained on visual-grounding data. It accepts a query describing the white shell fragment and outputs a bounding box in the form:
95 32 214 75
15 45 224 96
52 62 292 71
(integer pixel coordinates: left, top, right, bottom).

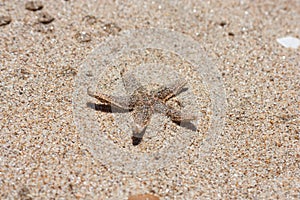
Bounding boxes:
276 36 300 49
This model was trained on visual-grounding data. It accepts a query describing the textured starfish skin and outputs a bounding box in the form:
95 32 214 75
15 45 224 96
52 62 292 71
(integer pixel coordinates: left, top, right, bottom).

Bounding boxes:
87 70 197 139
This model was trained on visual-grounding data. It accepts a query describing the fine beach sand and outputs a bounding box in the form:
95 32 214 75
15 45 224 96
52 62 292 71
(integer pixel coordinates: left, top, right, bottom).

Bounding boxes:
1 1 299 199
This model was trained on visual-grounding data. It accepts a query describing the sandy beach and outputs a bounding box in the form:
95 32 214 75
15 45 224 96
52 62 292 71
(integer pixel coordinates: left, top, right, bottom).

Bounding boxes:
1 0 299 199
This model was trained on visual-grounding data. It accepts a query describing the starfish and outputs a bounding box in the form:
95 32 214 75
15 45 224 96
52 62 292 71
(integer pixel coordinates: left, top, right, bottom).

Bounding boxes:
87 69 197 145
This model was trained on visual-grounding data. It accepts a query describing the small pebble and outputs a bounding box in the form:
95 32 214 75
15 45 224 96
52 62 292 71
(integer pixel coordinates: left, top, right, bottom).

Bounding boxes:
219 21 227 27
38 12 54 24
83 15 97 25
34 23 55 33
75 31 92 43
0 15 12 26
128 194 160 200
102 23 122 35
25 1 43 11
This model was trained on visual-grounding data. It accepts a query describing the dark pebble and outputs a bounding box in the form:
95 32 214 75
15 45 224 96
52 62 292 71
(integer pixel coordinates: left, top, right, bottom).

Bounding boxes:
219 21 227 27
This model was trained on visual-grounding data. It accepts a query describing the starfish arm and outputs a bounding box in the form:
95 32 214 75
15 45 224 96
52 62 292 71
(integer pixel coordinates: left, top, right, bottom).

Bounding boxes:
87 87 133 109
120 69 142 93
154 79 187 101
131 104 153 138
154 101 197 122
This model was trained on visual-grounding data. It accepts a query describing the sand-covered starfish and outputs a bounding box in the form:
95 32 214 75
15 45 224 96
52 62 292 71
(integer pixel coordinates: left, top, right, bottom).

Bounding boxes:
87 69 197 144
